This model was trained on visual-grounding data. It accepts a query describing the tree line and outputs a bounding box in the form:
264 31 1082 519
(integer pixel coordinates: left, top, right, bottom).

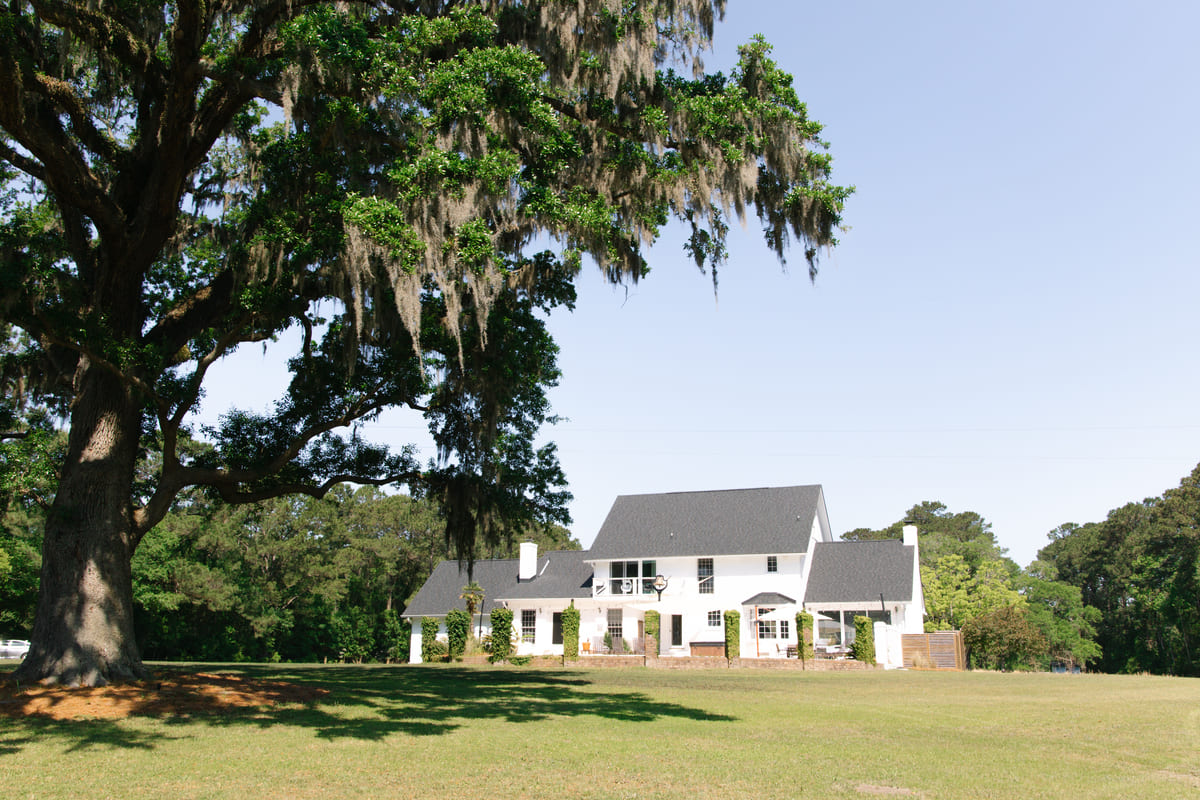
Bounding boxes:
844 462 1200 676
0 470 577 664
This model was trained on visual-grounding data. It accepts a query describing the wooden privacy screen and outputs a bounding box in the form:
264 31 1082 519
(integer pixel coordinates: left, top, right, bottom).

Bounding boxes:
901 631 966 670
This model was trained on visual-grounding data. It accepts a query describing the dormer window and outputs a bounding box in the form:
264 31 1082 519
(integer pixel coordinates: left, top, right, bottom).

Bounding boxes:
767 555 778 573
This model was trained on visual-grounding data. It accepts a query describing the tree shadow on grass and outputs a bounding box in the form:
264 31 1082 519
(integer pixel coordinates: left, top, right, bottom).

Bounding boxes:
0 664 737 751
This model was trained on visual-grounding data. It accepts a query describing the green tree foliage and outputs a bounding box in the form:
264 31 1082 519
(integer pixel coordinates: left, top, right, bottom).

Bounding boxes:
379 609 410 664
1018 563 1101 670
130 486 540 662
961 605 1047 671
1 0 847 685
1040 463 1200 675
843 501 1014 573
922 555 1025 631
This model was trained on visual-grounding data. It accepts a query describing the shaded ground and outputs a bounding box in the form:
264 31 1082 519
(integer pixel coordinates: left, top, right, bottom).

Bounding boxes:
0 669 327 720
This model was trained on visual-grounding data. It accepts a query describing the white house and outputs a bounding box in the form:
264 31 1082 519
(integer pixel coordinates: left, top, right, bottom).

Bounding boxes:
403 485 924 663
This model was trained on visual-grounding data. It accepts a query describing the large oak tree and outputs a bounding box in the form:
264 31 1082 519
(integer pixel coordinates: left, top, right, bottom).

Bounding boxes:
0 0 848 685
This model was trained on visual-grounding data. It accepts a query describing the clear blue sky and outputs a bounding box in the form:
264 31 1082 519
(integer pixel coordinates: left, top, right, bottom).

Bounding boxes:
202 1 1200 567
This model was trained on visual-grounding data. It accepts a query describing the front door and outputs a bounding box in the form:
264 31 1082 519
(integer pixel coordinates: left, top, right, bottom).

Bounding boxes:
671 614 683 647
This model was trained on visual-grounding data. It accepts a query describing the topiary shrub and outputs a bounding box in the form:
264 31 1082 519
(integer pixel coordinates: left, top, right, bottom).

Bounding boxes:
851 615 875 663
445 608 470 661
724 610 740 659
796 611 814 663
643 610 660 657
420 617 441 663
562 601 581 660
489 607 514 663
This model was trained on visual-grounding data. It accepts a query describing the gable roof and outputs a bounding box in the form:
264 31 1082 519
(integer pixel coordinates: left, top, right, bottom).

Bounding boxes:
742 591 797 606
587 485 826 560
401 550 592 618
803 540 916 605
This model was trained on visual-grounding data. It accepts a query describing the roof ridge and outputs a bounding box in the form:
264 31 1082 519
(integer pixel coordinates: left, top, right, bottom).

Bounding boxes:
616 484 821 500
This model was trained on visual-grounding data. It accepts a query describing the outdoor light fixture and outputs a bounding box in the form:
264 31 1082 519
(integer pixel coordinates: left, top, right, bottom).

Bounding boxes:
652 574 668 601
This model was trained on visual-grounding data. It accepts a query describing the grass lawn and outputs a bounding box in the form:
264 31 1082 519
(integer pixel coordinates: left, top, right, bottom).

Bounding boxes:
2 662 1198 799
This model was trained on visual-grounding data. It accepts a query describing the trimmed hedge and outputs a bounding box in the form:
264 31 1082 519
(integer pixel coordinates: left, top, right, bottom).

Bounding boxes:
562 601 581 659
420 616 440 663
796 611 814 663
489 607 514 663
445 608 469 661
724 610 740 659
851 615 875 663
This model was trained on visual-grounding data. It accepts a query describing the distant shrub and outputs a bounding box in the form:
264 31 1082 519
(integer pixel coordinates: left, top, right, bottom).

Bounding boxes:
426 638 448 660
379 609 410 663
851 616 874 663
724 610 740 659
420 617 441 663
446 608 470 661
489 608 514 663
562 601 580 659
508 655 531 666
796 611 814 663
644 610 660 657
962 605 1047 671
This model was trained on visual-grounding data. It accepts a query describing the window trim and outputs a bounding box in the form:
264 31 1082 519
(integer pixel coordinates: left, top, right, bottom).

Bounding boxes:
521 609 536 643
697 557 714 594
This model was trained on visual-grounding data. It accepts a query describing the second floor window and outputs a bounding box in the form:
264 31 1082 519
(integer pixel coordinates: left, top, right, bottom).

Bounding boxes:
767 555 778 573
610 560 638 595
698 557 714 594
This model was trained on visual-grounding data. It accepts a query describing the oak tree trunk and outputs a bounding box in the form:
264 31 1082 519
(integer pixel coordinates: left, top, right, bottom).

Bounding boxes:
15 359 147 686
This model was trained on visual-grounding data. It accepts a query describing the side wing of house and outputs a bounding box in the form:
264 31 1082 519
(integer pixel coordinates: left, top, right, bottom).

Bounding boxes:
401 546 595 661
803 527 925 652
401 558 520 662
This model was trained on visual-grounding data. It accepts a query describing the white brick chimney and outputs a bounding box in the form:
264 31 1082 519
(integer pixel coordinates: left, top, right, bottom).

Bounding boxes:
519 541 538 581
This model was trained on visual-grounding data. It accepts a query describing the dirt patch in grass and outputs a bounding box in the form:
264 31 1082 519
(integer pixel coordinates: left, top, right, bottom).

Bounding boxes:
855 785 922 797
0 670 327 721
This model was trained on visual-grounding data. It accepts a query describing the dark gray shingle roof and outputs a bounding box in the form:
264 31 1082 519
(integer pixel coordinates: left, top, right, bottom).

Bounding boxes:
587 485 826 560
803 540 916 605
401 550 592 618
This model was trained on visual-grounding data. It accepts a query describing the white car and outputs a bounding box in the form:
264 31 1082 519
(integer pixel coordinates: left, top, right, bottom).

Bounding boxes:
0 639 30 660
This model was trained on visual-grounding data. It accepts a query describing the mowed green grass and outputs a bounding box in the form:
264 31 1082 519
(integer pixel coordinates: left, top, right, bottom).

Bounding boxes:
2 662 1198 799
